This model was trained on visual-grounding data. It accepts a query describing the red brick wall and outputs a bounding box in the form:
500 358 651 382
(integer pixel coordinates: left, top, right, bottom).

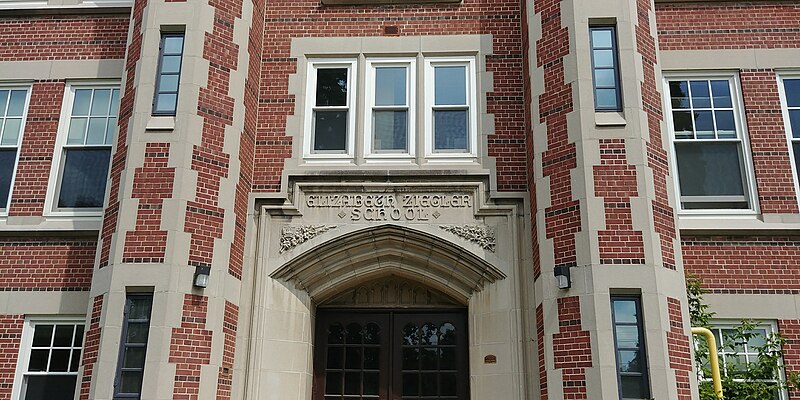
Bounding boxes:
215 301 238 400
552 296 591 399
740 69 799 214
123 143 174 263
99 0 147 268
536 305 547 400
666 297 692 400
0 238 95 291
638 0 677 271
79 295 103 400
0 315 23 400
655 2 800 51
169 294 212 400
8 80 64 217
536 0 580 273
254 0 526 192
593 139 645 265
779 319 800 399
682 236 800 294
0 15 128 61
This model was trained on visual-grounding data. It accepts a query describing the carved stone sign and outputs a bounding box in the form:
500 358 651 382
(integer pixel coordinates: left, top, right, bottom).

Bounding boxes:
305 193 473 222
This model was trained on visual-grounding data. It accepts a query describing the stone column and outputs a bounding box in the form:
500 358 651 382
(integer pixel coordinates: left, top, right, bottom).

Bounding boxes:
80 0 261 397
525 0 695 398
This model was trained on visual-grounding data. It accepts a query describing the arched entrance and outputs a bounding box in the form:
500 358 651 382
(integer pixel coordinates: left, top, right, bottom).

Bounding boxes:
313 275 469 400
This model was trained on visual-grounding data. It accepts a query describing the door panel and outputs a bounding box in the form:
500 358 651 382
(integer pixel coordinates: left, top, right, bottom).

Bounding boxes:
314 310 468 400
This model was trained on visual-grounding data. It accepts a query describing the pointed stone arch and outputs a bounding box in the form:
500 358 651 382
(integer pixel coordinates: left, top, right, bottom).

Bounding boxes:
270 224 506 304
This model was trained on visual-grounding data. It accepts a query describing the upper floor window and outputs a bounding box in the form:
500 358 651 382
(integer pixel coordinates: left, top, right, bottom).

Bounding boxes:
48 83 120 214
12 318 85 400
303 56 477 164
0 86 29 213
590 26 622 112
779 75 800 203
153 32 185 116
664 74 756 212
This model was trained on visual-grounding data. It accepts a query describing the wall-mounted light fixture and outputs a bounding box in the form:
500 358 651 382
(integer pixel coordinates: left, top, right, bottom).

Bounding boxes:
554 265 571 289
193 265 211 288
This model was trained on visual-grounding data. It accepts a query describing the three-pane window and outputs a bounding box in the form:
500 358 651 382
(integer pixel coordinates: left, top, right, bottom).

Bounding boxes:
16 320 85 400
0 87 29 212
153 32 185 116
304 57 476 162
590 26 622 111
665 76 754 211
55 85 120 210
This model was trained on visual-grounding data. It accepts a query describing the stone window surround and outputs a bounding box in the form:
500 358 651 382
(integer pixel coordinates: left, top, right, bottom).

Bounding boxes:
662 71 759 216
287 35 494 171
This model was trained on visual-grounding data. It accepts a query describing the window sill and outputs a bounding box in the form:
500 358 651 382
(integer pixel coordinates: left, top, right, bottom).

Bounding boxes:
146 116 175 131
594 111 626 127
678 213 800 233
0 214 102 231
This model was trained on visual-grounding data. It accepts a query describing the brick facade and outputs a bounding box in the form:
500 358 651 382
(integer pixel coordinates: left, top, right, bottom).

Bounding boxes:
1 0 800 398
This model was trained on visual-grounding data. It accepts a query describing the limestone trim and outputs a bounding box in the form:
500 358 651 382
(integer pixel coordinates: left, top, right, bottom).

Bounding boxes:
439 224 496 252
279 224 337 253
270 224 506 303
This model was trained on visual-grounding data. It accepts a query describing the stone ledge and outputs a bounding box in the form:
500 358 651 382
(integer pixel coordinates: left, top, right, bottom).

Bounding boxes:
322 0 459 5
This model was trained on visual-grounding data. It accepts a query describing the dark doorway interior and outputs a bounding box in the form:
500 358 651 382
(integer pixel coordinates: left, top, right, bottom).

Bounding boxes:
313 309 469 400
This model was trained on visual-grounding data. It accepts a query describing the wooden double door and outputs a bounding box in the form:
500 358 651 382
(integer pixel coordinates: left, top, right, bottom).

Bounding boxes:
313 310 469 400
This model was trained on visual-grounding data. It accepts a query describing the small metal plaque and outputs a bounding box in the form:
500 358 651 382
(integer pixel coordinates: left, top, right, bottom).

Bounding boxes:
484 355 497 364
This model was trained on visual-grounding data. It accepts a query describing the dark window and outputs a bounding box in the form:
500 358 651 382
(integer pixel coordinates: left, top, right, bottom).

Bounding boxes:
0 88 28 210
666 78 751 210
314 310 469 400
57 86 119 209
312 67 350 152
611 295 650 399
114 294 153 399
21 322 84 400
590 26 622 111
153 32 185 116
432 65 469 152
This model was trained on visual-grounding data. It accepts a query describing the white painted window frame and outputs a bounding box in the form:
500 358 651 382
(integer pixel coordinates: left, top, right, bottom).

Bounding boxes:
662 72 759 215
699 320 787 400
44 80 120 218
11 316 86 400
303 59 358 163
0 84 32 216
424 57 479 163
776 72 800 212
363 57 416 163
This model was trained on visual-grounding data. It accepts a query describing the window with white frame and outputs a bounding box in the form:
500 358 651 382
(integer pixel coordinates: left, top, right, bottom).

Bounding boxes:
665 75 756 211
702 322 786 399
303 56 477 163
13 318 85 400
364 58 415 158
0 86 30 213
49 84 120 213
778 75 800 198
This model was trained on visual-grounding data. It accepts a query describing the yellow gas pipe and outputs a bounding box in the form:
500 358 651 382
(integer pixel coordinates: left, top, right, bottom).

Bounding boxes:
692 327 724 399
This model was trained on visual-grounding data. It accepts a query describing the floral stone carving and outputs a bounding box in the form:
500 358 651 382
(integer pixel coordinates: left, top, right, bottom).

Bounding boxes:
439 224 496 252
280 225 337 253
